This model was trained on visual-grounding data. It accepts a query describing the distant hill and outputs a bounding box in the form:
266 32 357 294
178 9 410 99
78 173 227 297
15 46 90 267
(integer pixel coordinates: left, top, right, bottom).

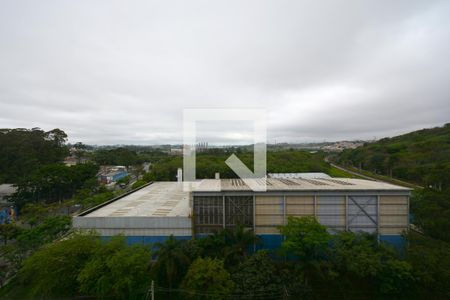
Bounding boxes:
335 123 450 189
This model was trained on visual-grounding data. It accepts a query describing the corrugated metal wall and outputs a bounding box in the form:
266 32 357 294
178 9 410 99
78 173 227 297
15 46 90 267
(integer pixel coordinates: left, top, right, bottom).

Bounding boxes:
255 196 283 234
192 193 409 236
347 196 378 233
379 196 408 234
286 196 314 216
317 196 345 231
73 216 192 236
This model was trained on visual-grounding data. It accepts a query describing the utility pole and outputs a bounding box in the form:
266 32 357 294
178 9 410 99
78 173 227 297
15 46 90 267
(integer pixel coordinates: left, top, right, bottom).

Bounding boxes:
151 280 154 300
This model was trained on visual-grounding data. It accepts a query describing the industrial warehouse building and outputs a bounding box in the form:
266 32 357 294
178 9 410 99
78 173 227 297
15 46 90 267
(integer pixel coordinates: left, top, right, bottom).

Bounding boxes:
73 176 411 248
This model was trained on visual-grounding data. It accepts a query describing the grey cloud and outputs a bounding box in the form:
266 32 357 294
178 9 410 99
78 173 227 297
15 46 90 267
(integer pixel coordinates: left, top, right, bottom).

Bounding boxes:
0 0 449 144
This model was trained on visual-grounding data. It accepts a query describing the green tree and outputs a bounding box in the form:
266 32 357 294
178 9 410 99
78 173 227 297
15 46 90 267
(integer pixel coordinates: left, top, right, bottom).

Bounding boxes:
196 230 228 258
78 236 152 299
279 216 331 260
73 142 88 163
324 231 415 299
221 225 259 267
0 128 69 184
329 232 383 278
378 259 415 297
406 232 450 298
18 233 100 298
131 180 146 189
151 236 191 289
278 216 331 289
195 226 259 267
17 216 71 251
181 257 234 300
232 250 283 297
11 163 99 208
411 188 450 242
19 203 48 227
0 223 22 245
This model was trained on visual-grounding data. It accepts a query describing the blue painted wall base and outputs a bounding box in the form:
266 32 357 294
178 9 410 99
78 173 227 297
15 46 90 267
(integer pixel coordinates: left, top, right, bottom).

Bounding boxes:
100 234 405 251
379 235 406 251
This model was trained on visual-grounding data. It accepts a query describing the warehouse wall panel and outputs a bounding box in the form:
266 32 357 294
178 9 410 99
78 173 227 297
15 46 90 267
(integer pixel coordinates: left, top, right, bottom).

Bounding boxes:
286 196 314 205
286 196 314 216
379 195 408 235
380 204 408 215
255 215 284 225
256 196 283 205
347 196 378 233
380 196 408 205
318 215 345 226
380 215 408 226
316 196 345 228
255 204 282 214
255 196 283 236
287 205 314 215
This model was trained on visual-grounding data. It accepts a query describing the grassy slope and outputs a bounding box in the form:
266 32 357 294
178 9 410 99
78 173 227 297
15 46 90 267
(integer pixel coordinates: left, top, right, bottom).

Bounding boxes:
335 123 450 187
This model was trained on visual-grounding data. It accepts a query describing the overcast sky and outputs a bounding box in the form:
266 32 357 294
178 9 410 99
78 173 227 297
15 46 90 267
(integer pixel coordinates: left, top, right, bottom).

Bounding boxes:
0 0 449 145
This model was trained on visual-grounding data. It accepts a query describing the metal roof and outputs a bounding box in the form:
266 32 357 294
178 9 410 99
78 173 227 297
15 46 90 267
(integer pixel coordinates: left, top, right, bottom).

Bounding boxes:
83 182 190 218
268 172 331 179
0 184 16 195
194 178 412 192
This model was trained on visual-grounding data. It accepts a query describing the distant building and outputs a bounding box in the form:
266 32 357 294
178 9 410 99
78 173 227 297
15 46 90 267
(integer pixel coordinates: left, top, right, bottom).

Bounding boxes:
98 166 128 184
64 156 89 166
0 184 17 224
321 141 365 152
169 148 183 155
196 142 208 152
142 162 151 172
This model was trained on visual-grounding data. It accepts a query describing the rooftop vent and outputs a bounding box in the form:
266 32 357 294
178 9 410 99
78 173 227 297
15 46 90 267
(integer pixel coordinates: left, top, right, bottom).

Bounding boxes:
320 178 354 186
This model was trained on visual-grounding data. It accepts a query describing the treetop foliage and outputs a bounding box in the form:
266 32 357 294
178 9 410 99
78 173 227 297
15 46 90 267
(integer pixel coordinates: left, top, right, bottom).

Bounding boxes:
0 128 69 183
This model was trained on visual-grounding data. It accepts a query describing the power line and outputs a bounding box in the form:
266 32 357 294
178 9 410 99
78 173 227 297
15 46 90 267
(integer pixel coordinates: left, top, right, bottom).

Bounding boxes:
150 284 288 299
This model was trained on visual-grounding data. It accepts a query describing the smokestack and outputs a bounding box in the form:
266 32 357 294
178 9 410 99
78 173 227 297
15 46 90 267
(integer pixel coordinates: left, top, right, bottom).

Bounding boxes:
177 168 183 182
215 172 220 179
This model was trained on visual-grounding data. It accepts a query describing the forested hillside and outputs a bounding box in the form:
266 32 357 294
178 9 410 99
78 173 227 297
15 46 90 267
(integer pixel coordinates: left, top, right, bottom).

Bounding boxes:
335 123 450 189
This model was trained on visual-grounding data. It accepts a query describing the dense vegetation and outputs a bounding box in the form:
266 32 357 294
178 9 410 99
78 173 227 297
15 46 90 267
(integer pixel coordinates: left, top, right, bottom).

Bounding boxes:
146 150 349 181
1 126 449 298
0 128 69 184
2 218 449 299
0 129 131 290
335 123 450 189
10 163 99 209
